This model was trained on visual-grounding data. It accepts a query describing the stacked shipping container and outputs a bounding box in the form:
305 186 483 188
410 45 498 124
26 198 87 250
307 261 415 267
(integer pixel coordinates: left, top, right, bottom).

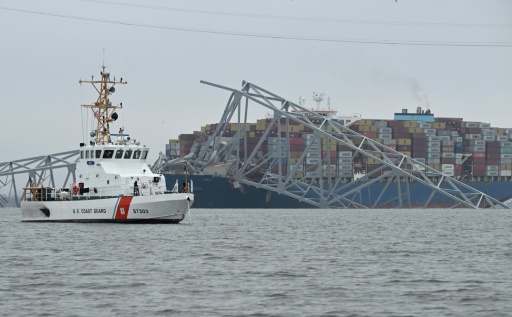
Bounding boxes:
173 115 512 181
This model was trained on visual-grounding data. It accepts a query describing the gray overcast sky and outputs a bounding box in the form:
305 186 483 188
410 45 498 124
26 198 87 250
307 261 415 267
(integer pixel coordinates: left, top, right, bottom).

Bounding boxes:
0 0 511 163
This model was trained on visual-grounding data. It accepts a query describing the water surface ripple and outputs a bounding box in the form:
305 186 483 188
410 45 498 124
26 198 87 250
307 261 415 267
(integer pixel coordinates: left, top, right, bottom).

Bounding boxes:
1 208 511 316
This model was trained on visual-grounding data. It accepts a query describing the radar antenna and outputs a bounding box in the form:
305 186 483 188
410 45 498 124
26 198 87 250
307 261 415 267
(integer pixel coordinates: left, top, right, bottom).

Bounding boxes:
79 66 127 144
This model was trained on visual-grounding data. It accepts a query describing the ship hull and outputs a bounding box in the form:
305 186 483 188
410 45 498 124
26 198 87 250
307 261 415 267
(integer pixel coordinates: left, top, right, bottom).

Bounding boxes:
167 174 512 208
21 193 194 223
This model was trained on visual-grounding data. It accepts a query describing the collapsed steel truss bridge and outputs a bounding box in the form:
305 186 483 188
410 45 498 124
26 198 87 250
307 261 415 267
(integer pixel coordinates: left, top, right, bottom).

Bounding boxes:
0 151 78 207
180 80 510 209
1 82 510 209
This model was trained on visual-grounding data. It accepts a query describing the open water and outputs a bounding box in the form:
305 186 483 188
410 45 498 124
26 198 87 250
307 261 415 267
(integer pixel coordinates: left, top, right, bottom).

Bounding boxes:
1 207 511 317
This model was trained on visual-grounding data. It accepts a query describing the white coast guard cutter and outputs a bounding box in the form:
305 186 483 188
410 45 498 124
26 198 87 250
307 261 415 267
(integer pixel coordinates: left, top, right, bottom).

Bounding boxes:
20 66 194 223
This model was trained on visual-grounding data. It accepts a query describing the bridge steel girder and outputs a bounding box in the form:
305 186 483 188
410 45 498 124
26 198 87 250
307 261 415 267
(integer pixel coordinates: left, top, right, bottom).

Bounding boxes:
0 151 79 208
191 80 509 209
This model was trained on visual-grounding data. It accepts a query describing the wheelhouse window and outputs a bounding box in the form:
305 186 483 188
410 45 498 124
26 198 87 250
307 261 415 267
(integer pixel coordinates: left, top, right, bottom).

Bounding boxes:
124 149 132 159
90 150 94 158
133 150 141 159
115 149 124 159
96 150 102 158
80 151 84 159
103 150 114 159
142 151 148 159
85 151 89 159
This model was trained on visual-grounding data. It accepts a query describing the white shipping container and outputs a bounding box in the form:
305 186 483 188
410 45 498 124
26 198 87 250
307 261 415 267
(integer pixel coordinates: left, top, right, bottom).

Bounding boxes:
464 134 482 140
486 171 499 177
291 165 304 171
306 158 320 164
338 151 352 158
486 165 499 171
339 164 352 171
427 141 441 147
426 136 441 141
442 164 455 171
483 136 496 141
442 140 455 146
497 135 508 141
378 133 392 140
427 153 441 158
441 153 455 158
500 170 512 176
373 121 388 127
464 122 479 128
443 170 455 177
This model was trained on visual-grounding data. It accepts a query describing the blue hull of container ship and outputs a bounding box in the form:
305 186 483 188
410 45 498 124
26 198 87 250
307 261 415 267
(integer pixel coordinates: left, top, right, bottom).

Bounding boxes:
166 174 512 208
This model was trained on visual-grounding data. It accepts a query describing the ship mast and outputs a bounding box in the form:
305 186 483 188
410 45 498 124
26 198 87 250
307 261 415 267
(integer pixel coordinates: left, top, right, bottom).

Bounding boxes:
79 66 127 144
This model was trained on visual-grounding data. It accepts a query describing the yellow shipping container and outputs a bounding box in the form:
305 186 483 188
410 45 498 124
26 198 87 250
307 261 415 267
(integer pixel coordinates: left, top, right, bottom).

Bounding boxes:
400 151 411 157
432 122 446 129
403 121 419 128
500 164 512 170
201 126 206 132
366 158 381 164
249 132 255 138
397 138 412 145
493 128 506 135
428 164 441 171
407 127 423 133
295 172 305 179
169 139 179 144
360 119 374 126
289 158 299 164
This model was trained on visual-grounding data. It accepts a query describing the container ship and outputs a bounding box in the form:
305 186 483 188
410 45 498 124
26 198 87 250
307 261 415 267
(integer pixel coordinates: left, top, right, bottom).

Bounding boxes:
160 102 512 208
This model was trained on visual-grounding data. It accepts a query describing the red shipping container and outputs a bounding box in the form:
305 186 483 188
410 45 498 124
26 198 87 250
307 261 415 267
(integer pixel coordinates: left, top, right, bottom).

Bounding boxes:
473 164 486 171
441 158 455 164
362 131 377 138
442 146 454 152
473 170 485 177
473 152 485 158
289 137 304 145
473 158 486 165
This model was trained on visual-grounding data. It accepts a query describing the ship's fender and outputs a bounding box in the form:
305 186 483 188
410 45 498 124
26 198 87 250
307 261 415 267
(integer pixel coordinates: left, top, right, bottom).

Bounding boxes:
72 185 79 195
